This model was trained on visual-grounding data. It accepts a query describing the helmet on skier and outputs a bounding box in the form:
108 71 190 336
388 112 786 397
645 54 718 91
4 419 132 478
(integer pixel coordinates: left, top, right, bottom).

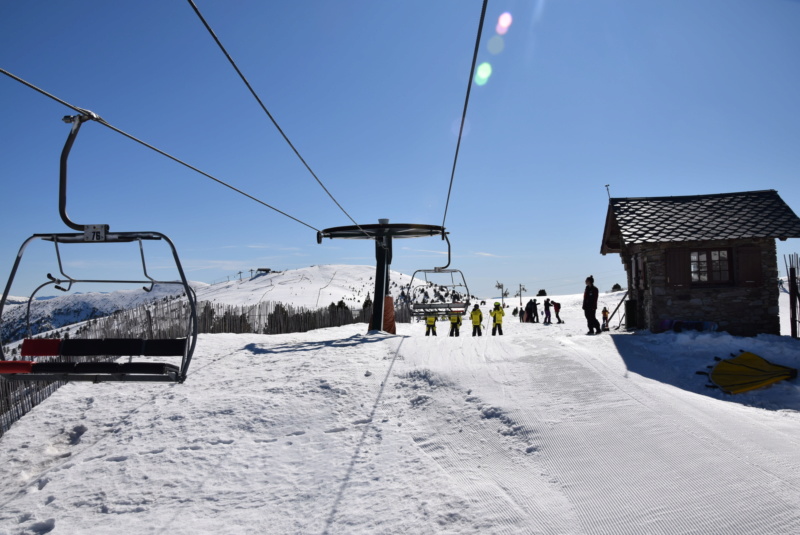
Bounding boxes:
494 302 500 307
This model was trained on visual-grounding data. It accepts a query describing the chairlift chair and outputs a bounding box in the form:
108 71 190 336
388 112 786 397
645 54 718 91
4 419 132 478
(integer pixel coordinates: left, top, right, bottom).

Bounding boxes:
405 232 471 319
0 114 197 383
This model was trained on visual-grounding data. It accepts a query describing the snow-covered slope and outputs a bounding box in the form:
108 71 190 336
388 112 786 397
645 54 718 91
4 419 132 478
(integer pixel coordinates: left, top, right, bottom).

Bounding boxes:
0 290 798 534
192 264 416 309
0 282 800 535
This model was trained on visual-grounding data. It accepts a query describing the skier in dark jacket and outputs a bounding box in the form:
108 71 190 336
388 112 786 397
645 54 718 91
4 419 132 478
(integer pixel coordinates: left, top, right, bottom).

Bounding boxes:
543 298 552 325
525 299 538 323
582 275 602 335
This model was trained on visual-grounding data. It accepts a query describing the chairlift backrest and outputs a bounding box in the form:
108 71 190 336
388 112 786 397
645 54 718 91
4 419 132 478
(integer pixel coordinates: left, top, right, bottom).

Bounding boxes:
406 267 471 318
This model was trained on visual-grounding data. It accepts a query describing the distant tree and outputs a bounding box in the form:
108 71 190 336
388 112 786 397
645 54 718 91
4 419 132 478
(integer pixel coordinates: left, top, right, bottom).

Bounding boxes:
363 294 373 308
267 303 290 334
612 283 623 291
537 289 547 296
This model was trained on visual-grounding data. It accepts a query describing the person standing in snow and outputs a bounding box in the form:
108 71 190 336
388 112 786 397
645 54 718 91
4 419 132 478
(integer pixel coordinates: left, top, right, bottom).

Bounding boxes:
601 307 609 331
583 275 602 335
553 300 563 323
543 298 552 325
448 312 462 337
490 302 505 336
470 304 483 336
425 313 437 336
525 299 537 324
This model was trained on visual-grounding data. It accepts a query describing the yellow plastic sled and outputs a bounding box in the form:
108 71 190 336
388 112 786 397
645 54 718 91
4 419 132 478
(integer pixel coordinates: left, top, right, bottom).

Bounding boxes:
707 352 797 395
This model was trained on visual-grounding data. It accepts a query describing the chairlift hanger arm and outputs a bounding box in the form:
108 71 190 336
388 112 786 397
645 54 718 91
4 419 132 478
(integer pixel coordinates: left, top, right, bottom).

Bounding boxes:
60 115 102 233
435 232 452 271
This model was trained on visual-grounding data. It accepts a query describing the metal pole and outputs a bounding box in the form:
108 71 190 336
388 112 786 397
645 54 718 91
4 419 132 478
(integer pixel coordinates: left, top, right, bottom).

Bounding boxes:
371 235 389 332
790 264 798 339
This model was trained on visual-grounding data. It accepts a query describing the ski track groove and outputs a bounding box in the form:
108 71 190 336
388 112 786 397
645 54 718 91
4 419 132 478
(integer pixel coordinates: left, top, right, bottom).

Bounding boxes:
521 334 800 534
401 337 529 533
563 335 800 493
397 335 579 534
399 326 800 534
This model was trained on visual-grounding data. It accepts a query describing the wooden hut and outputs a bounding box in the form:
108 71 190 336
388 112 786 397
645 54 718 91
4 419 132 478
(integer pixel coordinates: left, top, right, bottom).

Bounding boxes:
600 190 800 336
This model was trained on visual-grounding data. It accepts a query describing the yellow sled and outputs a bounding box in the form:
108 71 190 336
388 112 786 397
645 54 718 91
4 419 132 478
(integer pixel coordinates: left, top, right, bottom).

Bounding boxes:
706 352 797 395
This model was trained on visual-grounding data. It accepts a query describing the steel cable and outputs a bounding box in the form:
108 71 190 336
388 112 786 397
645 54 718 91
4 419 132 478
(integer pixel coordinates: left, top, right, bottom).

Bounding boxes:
0 67 319 232
442 0 488 229
187 0 373 240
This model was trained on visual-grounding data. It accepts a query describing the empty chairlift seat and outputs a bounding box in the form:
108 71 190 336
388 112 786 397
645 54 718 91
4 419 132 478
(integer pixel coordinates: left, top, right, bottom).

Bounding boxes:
0 338 189 383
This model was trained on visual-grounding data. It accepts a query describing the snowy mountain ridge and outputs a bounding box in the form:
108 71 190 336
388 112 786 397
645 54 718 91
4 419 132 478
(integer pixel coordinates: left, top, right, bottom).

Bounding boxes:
1 264 442 343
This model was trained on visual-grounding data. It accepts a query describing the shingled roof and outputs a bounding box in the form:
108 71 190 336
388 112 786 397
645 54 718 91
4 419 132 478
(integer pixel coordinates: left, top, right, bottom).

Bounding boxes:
601 190 800 254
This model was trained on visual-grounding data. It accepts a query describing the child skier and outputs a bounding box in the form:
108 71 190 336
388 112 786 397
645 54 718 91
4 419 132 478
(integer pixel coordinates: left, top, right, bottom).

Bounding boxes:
490 302 505 336
470 304 483 336
425 313 437 336
449 312 462 337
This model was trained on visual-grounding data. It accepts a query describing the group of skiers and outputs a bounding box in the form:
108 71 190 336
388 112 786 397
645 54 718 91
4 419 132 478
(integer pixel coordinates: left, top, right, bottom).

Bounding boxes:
423 275 608 337
519 298 564 325
424 301 506 337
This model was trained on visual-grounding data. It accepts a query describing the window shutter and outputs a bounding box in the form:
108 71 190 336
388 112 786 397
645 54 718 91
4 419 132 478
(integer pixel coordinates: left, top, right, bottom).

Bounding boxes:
737 246 762 287
665 248 690 288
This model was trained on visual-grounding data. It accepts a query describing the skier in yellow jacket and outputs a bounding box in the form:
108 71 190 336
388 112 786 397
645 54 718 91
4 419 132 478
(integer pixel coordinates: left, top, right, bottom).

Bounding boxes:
425 313 437 336
448 312 462 337
490 302 505 336
470 304 483 337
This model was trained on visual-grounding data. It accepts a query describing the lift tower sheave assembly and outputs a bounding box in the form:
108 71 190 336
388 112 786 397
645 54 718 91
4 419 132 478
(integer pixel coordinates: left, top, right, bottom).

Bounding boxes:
317 220 444 333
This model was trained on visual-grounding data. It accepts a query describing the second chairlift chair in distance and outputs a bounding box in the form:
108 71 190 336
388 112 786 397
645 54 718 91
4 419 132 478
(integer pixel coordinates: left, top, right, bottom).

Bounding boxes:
406 232 471 319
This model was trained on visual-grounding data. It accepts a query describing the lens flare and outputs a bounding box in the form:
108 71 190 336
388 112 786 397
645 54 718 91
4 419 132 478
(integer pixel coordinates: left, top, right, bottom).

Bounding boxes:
474 62 492 86
496 12 512 35
488 35 505 55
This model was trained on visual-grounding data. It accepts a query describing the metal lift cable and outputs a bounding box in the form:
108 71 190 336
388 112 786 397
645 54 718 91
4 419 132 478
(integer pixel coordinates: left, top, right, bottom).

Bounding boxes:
0 67 319 232
187 0 372 240
441 0 488 229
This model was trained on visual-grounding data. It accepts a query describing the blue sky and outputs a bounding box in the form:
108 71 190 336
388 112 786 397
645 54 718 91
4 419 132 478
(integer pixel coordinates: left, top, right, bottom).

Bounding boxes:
2 0 799 301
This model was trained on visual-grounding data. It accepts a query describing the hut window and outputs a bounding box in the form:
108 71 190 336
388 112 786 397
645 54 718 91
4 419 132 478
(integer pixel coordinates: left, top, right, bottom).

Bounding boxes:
690 249 732 283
